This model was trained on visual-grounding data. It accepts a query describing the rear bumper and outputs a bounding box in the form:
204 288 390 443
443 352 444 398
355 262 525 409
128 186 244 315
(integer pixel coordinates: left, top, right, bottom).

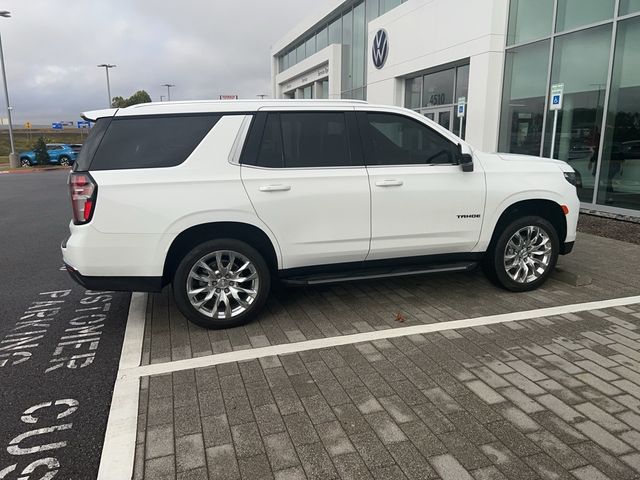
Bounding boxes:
65 263 163 292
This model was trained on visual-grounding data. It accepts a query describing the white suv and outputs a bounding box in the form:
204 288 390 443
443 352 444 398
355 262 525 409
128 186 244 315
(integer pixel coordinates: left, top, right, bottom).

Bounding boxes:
62 100 579 329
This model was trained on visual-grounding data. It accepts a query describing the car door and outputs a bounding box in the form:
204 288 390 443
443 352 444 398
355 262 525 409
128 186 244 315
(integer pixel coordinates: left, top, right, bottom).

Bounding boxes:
357 108 485 261
241 109 371 269
47 144 64 162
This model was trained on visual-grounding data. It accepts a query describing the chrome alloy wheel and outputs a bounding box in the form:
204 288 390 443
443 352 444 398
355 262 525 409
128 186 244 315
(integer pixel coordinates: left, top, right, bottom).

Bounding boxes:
503 226 552 284
186 250 259 319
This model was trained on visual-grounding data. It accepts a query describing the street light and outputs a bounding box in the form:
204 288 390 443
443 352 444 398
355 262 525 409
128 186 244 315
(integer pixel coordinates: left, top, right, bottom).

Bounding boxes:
97 64 116 108
256 94 268 99
162 84 175 101
0 11 18 168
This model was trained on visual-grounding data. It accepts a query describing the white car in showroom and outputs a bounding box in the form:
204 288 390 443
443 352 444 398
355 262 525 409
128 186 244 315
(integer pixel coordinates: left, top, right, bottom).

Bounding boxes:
62 100 579 328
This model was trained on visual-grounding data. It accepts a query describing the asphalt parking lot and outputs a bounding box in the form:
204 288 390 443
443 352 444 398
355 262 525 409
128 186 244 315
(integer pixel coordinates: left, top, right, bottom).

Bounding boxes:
0 170 130 479
3 170 640 480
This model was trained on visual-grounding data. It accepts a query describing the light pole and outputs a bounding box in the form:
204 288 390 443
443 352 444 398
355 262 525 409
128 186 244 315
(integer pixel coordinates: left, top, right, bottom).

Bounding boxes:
0 11 17 168
256 94 268 99
97 64 116 108
162 84 175 101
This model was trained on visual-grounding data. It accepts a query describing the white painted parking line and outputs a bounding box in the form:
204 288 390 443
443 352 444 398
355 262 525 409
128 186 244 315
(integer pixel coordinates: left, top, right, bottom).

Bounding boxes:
97 293 640 480
128 294 640 378
97 293 147 480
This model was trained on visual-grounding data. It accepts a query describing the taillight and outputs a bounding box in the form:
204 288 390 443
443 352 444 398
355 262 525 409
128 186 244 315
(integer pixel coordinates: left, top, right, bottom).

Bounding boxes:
69 172 97 225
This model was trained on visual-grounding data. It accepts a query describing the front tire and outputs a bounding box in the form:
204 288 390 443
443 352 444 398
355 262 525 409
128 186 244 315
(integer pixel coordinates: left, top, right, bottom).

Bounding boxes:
172 239 271 329
485 216 559 292
20 158 31 167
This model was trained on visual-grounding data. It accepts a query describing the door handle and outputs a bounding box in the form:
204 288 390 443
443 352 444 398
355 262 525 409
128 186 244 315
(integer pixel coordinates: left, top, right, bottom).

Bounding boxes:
259 184 291 192
375 179 403 187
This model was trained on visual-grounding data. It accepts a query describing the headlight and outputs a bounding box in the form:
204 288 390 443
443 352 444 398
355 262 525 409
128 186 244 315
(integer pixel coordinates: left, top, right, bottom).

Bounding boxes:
564 171 578 186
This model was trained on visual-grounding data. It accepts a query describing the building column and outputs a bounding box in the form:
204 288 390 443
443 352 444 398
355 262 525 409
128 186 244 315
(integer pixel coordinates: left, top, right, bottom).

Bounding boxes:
466 51 505 152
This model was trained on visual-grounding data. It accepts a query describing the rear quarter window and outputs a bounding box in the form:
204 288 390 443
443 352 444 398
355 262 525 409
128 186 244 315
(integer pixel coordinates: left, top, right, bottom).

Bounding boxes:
87 114 221 171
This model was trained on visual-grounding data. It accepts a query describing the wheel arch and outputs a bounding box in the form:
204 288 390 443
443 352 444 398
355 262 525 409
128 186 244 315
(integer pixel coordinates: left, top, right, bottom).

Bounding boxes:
162 221 280 285
488 199 568 254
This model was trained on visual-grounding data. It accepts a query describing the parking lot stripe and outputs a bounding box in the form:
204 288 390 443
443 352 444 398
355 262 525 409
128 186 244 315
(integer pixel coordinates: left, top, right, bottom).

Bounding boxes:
129 294 640 379
97 293 147 480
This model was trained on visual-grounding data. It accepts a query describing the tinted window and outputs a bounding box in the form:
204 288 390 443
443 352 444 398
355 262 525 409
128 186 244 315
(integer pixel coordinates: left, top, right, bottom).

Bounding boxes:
365 113 457 165
73 117 112 171
279 113 352 168
89 115 220 171
256 114 283 168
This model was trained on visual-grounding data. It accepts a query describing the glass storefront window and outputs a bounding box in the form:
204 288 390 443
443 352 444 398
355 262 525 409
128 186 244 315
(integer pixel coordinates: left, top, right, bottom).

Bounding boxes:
342 9 353 94
381 0 401 15
620 0 640 15
498 40 550 156
507 0 554 45
296 43 305 63
422 69 455 108
328 17 342 45
319 80 329 99
352 2 366 89
597 17 640 210
556 0 615 32
366 0 379 23
303 85 313 99
316 27 328 51
544 25 612 202
305 36 316 58
405 78 421 110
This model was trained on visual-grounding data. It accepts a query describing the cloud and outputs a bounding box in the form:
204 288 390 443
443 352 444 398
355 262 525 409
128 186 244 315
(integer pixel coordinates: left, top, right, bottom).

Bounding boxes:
0 0 317 124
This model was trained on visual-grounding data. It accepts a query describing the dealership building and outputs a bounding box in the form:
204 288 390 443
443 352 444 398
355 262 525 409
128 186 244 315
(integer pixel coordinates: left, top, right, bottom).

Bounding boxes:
271 0 640 217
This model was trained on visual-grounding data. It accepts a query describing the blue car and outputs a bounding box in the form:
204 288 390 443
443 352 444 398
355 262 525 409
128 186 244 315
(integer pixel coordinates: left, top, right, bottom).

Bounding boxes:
19 143 78 167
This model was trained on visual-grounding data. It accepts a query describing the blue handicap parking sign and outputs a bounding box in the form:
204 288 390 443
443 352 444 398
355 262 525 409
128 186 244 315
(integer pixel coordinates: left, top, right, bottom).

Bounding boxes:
552 95 561 105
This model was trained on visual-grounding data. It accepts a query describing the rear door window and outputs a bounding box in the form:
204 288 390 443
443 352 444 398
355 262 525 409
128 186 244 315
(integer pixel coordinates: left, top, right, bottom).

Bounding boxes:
87 114 221 171
280 112 352 168
249 112 357 168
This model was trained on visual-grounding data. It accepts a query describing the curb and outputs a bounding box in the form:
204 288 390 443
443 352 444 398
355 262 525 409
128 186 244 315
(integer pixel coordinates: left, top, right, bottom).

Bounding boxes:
0 166 71 175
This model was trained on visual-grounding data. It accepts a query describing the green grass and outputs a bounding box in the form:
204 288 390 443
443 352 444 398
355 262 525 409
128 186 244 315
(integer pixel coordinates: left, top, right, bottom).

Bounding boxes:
0 129 90 156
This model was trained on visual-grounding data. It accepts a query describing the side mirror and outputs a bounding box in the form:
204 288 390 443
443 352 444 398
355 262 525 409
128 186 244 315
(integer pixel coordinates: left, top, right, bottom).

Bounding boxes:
457 143 474 172
459 153 474 172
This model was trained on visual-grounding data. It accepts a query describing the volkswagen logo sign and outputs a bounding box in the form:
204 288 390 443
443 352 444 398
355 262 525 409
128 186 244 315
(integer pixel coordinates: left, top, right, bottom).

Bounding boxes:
372 29 389 69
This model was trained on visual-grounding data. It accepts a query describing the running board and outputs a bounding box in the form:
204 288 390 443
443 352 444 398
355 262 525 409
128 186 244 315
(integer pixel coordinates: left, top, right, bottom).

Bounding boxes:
281 261 478 286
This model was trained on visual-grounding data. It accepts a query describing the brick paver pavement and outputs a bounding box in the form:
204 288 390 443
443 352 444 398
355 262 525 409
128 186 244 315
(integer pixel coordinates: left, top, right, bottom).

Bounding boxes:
141 233 640 366
133 302 640 480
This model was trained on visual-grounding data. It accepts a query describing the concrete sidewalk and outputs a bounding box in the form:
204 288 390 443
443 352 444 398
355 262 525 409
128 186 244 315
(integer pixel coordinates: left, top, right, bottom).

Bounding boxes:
133 302 640 480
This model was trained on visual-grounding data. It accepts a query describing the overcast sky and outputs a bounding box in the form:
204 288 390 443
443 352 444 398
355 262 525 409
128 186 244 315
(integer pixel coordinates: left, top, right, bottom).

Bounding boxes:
0 0 318 124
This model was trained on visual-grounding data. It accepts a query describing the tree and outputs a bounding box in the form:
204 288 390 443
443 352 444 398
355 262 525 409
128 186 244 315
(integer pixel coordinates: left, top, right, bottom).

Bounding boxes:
111 90 152 108
33 137 50 166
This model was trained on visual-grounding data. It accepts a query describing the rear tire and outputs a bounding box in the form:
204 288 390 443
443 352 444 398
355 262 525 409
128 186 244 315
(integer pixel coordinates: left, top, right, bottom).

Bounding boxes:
59 156 71 167
172 239 271 329
484 216 559 292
